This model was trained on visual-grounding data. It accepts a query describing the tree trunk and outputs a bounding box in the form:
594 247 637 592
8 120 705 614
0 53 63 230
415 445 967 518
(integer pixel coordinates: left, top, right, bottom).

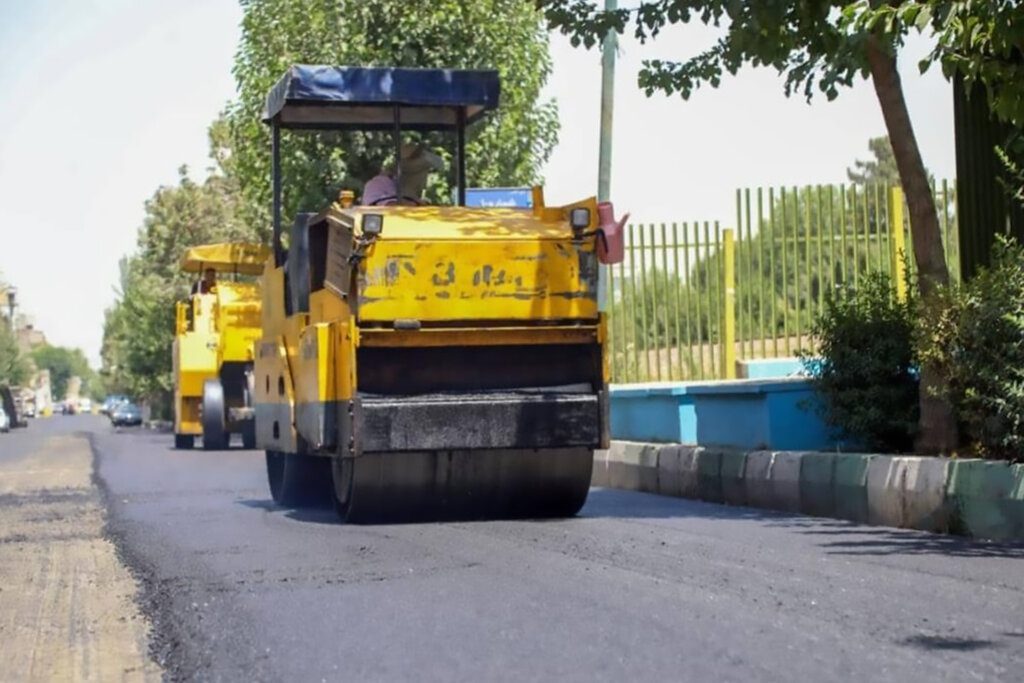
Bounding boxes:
865 34 958 454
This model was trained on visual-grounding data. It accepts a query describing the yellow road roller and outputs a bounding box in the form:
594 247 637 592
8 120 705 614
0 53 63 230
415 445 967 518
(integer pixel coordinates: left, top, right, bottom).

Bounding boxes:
173 242 270 450
256 65 623 521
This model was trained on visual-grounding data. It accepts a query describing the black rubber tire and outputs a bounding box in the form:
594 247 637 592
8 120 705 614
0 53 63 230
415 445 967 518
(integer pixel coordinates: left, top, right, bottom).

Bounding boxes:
174 433 195 449
241 422 257 450
331 457 354 520
202 379 228 450
266 450 332 507
266 450 286 502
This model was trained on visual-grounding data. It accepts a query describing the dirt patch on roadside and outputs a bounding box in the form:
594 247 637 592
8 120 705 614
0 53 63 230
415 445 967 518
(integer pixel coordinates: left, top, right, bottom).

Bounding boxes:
0 435 162 682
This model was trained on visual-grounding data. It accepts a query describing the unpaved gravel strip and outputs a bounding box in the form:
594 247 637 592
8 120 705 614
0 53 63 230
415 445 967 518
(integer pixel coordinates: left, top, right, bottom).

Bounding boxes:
0 434 162 682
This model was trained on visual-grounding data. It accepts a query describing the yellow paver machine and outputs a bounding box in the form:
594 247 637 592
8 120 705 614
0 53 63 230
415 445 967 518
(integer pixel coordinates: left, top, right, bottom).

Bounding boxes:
173 242 270 450
257 66 625 522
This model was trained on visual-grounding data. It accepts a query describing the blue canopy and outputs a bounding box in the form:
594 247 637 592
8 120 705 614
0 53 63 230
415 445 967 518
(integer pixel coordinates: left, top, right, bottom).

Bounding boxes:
263 65 500 130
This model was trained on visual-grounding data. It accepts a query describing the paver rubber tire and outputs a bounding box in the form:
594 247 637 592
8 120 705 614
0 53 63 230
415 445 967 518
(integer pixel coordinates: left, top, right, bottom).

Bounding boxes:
174 433 195 449
331 457 354 520
241 422 257 450
202 379 227 451
266 450 332 508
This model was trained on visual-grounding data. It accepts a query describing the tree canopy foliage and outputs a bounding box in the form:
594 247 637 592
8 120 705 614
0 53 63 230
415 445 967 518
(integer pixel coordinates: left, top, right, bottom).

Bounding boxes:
852 1 1024 128
0 324 30 388
847 137 901 186
32 345 99 401
101 165 253 414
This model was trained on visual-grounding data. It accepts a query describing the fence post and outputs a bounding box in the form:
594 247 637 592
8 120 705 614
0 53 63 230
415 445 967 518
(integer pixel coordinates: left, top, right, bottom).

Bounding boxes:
721 229 737 379
889 186 908 301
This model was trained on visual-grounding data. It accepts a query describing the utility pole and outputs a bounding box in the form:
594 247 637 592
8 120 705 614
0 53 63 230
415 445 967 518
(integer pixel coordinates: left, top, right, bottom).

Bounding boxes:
4 287 15 331
597 0 617 203
597 0 617 312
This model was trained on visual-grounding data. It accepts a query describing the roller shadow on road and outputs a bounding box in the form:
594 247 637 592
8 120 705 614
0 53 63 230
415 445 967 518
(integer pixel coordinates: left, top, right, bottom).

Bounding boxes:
236 497 340 525
231 486 808 527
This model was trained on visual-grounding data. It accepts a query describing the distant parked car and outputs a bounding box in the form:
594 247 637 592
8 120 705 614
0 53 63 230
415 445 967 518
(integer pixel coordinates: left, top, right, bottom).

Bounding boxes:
101 395 128 416
78 398 93 414
110 402 143 427
0 407 10 433
23 404 36 418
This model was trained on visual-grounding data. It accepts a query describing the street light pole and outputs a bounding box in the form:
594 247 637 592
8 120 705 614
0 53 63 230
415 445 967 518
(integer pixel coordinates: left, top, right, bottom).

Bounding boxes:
596 0 617 312
5 287 15 330
597 0 617 203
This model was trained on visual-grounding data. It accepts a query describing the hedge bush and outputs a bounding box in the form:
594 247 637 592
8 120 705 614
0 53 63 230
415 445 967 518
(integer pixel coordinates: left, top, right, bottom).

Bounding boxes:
802 272 919 452
919 238 1024 461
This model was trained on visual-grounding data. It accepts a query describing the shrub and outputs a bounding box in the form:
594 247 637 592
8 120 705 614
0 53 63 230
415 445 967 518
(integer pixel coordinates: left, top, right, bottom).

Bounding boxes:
801 271 918 452
919 238 1024 461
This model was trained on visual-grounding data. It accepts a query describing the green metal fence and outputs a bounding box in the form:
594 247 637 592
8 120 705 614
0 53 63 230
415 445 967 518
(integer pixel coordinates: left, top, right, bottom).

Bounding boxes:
606 182 959 383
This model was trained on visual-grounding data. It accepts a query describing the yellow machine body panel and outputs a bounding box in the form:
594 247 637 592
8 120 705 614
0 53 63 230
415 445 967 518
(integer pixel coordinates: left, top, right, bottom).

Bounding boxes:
215 282 262 364
173 295 218 436
255 335 299 452
351 203 600 324
296 324 334 406
255 194 607 448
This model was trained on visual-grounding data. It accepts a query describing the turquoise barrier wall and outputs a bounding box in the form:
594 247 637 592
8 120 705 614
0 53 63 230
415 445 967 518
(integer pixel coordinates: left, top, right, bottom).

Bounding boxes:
608 383 698 443
609 377 845 451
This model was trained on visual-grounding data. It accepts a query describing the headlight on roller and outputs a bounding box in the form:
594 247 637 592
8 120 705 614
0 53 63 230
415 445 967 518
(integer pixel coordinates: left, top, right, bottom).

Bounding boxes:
362 213 384 236
570 207 591 232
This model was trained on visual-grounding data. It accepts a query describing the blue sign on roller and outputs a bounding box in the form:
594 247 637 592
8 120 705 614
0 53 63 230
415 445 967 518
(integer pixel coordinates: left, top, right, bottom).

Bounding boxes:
461 187 533 208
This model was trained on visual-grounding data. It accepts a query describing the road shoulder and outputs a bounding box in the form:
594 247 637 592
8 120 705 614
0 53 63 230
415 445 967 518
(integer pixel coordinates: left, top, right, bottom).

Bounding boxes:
0 433 162 682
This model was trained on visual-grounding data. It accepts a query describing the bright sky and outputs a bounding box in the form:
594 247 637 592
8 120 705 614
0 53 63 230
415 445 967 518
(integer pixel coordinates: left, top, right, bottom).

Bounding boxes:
0 2 954 367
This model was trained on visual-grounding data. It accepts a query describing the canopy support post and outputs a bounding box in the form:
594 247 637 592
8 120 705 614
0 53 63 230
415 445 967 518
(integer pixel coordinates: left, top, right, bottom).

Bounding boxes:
393 105 402 195
272 123 283 267
456 107 467 206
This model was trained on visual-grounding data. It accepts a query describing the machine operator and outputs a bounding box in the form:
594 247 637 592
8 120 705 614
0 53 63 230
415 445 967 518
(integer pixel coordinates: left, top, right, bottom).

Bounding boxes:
191 267 217 296
362 143 444 205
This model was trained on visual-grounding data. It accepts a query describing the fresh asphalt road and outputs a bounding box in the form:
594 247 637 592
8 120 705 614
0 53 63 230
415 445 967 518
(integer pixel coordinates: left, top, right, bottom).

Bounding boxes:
32 416 1024 681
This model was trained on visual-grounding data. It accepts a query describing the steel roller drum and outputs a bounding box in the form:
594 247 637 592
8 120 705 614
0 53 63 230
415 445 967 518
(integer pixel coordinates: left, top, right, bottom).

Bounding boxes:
332 447 593 523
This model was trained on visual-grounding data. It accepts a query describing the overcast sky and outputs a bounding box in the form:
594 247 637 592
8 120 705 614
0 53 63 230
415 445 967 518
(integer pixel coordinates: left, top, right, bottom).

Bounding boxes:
0 1 955 367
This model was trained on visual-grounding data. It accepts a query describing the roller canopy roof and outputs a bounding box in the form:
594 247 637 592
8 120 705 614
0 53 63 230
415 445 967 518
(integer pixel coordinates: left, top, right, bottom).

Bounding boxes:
263 65 500 130
180 243 271 275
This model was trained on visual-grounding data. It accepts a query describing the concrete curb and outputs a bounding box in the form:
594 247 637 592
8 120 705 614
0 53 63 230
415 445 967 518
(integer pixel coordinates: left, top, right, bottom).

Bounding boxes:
799 453 835 518
592 448 610 488
945 460 1024 541
866 456 904 528
597 441 1023 541
606 442 658 494
656 445 702 498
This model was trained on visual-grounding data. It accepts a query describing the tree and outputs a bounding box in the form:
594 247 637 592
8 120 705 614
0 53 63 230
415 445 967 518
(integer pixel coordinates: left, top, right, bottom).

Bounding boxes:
32 345 97 400
0 276 30 387
847 136 901 186
538 0 958 452
0 323 30 387
101 164 255 415
225 0 560 230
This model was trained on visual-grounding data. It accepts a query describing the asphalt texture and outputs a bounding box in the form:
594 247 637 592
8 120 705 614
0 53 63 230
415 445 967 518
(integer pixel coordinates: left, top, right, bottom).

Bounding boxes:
19 415 1024 681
